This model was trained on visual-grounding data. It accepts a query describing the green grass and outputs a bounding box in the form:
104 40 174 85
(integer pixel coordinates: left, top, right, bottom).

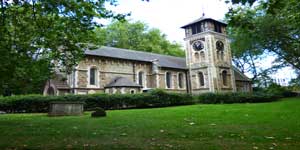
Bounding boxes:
0 97 300 150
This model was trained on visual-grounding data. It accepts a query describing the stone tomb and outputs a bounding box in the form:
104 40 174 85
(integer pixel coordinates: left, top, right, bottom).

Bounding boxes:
48 101 84 116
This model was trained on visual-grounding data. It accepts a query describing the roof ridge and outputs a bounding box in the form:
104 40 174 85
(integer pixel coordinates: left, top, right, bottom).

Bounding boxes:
181 17 227 28
101 46 185 60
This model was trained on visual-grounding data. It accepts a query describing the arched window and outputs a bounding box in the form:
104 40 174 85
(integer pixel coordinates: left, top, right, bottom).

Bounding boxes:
138 71 144 86
216 41 224 51
47 87 55 95
200 51 205 62
130 89 136 94
166 72 172 88
194 53 200 62
198 72 205 87
216 41 225 61
89 67 97 85
178 73 184 89
222 70 228 86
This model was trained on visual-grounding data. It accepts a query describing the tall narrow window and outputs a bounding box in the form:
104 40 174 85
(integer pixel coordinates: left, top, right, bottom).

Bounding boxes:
90 68 97 85
222 70 228 86
178 73 184 89
166 72 172 88
47 87 55 95
216 41 224 61
138 71 144 86
200 51 205 62
198 72 205 87
192 25 197 34
194 53 200 62
220 51 224 60
196 23 201 33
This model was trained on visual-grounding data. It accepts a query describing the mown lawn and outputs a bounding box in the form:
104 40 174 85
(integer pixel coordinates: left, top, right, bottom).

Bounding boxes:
0 97 300 150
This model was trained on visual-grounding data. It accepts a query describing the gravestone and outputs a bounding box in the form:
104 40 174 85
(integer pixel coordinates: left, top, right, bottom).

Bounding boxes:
0 111 6 115
48 101 84 116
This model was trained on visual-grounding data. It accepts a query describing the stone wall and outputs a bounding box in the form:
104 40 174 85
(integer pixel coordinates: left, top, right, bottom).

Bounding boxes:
71 56 188 94
158 68 187 93
105 87 141 94
184 30 239 94
190 67 210 94
236 81 252 92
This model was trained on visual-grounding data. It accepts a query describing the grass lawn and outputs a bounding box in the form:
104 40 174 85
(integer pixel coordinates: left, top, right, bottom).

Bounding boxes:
0 97 300 150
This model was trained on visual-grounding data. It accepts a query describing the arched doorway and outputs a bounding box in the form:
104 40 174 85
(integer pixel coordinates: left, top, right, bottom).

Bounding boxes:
47 87 55 96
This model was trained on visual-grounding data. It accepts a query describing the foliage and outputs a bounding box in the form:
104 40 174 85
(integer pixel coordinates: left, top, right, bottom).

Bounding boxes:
0 89 291 113
288 70 300 91
1 97 300 149
0 89 194 113
91 107 106 117
197 92 278 104
0 0 127 95
93 20 185 57
226 0 300 73
265 83 298 98
227 0 257 5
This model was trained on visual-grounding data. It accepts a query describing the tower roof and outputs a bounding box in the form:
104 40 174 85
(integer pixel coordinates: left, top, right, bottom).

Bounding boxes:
181 16 227 29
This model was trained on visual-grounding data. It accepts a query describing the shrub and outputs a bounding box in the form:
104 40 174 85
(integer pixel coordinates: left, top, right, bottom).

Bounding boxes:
91 107 106 117
0 89 288 113
0 89 194 113
197 92 279 104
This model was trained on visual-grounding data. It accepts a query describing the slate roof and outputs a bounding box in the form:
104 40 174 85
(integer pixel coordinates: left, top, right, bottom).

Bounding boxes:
233 67 251 82
85 46 187 69
181 16 227 28
105 77 143 88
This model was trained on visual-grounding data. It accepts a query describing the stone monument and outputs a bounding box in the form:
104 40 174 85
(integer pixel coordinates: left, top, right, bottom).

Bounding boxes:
48 101 84 116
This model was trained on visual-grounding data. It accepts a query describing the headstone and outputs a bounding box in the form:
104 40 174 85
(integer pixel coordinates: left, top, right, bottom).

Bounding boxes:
0 111 6 114
48 101 84 116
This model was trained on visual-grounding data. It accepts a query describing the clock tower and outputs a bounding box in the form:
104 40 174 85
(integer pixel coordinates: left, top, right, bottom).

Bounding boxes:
181 17 236 94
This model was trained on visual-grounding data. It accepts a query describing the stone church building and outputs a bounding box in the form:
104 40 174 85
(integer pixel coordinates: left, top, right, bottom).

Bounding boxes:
44 17 252 95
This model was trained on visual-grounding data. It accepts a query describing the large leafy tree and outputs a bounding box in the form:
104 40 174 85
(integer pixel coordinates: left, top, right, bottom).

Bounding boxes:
0 0 126 95
226 0 300 85
94 20 185 57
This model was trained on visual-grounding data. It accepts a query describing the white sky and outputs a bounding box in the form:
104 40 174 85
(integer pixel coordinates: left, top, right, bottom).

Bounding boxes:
105 0 296 81
107 0 230 44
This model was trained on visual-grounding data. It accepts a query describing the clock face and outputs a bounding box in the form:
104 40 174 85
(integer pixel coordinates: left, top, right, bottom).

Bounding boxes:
216 41 224 51
192 41 204 51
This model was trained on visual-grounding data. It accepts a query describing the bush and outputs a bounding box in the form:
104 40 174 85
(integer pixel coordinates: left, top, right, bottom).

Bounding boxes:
197 92 279 104
0 89 290 113
91 107 106 117
264 83 298 98
0 89 194 113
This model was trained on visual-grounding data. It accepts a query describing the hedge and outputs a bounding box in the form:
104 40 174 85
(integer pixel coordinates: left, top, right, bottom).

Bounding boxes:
0 90 194 113
0 89 288 113
197 92 279 104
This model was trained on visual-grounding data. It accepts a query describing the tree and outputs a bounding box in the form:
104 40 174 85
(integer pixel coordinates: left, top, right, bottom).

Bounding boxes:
226 0 300 87
94 20 185 57
227 0 300 71
0 0 127 95
289 70 300 91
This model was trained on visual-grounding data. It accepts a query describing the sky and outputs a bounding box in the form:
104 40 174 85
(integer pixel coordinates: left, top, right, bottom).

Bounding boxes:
107 0 230 44
104 0 296 82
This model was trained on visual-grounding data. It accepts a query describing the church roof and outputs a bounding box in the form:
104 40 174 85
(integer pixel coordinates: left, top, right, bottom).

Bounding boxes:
105 76 143 88
181 16 227 28
233 67 252 82
85 46 187 69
